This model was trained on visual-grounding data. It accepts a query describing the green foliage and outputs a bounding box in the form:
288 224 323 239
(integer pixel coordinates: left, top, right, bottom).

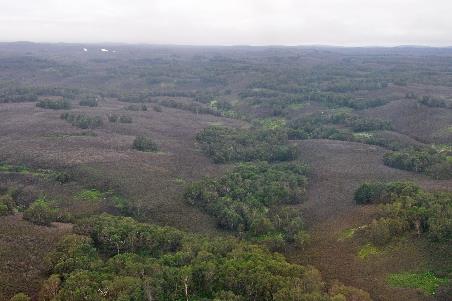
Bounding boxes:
387 272 448 295
357 243 380 259
9 293 30 301
132 136 159 152
355 182 452 244
337 228 357 241
36 99 71 110
185 162 309 244
23 198 56 226
60 112 103 129
196 126 298 163
354 181 420 205
384 148 451 179
41 214 337 301
76 189 104 202
0 194 15 216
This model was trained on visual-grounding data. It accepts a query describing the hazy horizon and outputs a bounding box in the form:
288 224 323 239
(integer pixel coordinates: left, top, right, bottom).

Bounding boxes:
1 0 452 46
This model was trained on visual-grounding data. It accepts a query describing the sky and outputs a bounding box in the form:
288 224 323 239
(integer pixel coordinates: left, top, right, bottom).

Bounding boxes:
0 0 451 46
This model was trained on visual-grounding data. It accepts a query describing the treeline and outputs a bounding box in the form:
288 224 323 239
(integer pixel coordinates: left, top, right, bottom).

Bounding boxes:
240 89 389 114
184 162 310 248
29 213 369 301
354 182 451 244
0 87 81 103
196 126 298 163
383 148 452 179
156 99 237 118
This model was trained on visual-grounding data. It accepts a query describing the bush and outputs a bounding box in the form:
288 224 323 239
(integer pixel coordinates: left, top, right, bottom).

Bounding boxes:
124 104 148 111
79 97 98 107
36 99 71 110
60 113 103 129
107 113 119 123
132 136 159 152
119 115 133 123
354 182 387 204
23 198 56 226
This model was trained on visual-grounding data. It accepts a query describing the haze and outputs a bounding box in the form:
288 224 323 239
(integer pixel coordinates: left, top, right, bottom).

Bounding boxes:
1 0 452 46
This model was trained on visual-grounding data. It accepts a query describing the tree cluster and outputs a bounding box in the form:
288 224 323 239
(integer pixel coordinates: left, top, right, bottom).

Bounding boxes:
354 182 452 245
383 148 451 179
60 112 103 129
36 213 359 301
196 126 298 163
184 162 309 247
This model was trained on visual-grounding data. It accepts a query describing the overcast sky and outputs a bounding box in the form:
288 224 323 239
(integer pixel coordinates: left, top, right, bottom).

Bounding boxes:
1 0 451 46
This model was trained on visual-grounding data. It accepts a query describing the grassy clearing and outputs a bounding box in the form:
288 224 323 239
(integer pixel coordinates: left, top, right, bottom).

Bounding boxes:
387 272 448 295
357 243 381 259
